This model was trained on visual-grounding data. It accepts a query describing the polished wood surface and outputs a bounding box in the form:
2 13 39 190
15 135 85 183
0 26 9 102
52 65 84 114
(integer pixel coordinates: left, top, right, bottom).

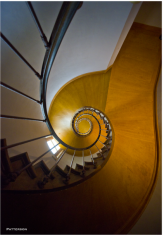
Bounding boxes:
104 22 161 233
48 67 112 155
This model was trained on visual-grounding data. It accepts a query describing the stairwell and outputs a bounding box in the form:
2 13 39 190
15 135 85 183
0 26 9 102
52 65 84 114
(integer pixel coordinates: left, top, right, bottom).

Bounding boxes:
1 2 161 234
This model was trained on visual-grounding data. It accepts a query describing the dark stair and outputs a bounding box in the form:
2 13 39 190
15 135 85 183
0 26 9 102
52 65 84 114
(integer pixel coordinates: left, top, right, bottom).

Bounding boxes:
10 152 36 179
65 165 81 175
55 165 67 178
76 163 90 171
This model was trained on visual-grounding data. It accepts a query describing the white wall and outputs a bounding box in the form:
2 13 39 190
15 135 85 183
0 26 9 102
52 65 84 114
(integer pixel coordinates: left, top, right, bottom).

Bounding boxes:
46 1 133 110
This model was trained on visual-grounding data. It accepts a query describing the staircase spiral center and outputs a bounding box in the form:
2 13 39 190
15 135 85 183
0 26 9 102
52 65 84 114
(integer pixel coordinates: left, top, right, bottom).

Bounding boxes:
76 118 92 135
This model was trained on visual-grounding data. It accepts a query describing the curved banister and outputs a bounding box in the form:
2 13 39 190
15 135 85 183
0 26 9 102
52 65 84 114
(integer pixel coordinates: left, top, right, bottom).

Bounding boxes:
0 115 46 122
40 2 88 151
1 1 113 186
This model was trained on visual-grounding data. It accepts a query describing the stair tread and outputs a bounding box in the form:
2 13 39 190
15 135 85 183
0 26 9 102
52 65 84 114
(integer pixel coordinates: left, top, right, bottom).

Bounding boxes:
94 156 104 160
76 163 90 170
104 139 112 144
85 161 94 165
10 152 37 179
34 160 50 175
65 165 81 175
55 165 67 178
97 152 103 157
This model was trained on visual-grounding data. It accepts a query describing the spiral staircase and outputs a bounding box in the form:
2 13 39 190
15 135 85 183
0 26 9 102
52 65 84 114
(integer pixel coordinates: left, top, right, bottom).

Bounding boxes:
1 2 161 234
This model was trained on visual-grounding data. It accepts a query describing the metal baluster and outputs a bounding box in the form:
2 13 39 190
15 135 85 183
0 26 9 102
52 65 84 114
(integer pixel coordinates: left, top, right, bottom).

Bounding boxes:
95 144 104 159
89 149 96 168
80 150 85 176
106 130 111 137
38 148 68 188
1 134 52 151
0 115 46 122
100 134 112 140
5 143 60 183
90 109 94 120
26 2 49 49
100 123 105 126
0 81 41 104
66 150 76 181
98 139 111 151
0 32 41 79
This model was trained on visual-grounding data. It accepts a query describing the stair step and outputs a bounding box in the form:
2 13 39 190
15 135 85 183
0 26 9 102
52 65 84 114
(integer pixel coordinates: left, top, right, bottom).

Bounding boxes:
105 123 110 129
34 160 50 173
101 145 110 151
106 131 111 137
65 165 81 175
102 148 110 154
10 152 36 179
76 163 90 171
94 151 106 160
104 139 112 145
85 161 94 165
85 161 98 169
97 152 103 158
101 146 106 151
64 165 69 173
48 170 68 187
94 156 104 161
55 165 67 178
34 160 55 181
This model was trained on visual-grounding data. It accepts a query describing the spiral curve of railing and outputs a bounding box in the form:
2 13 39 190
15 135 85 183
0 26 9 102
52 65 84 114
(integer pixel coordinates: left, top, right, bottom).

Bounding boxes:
1 2 113 188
